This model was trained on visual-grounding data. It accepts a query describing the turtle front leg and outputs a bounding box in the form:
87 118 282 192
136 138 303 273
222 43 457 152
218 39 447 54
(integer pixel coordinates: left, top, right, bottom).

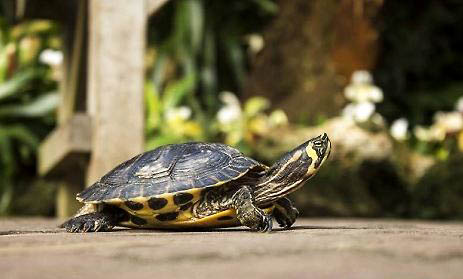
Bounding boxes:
62 212 115 233
273 197 299 229
61 206 127 233
232 186 273 233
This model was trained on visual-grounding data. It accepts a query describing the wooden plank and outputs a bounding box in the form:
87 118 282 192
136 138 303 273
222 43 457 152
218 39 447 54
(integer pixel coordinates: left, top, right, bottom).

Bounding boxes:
86 0 146 185
38 113 91 177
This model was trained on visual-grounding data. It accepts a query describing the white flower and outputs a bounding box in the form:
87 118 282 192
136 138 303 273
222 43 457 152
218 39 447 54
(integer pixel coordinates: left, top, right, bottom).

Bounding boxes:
354 102 375 122
390 118 409 141
344 70 383 104
165 106 192 122
369 87 384 103
434 111 463 133
39 49 63 66
342 102 375 123
246 34 264 54
344 85 383 103
371 113 386 126
456 96 463 113
414 125 446 142
217 91 242 125
351 70 373 84
269 109 288 127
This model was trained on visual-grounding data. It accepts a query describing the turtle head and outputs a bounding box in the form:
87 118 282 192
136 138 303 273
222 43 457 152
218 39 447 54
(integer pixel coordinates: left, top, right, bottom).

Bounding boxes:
254 133 331 204
303 133 331 176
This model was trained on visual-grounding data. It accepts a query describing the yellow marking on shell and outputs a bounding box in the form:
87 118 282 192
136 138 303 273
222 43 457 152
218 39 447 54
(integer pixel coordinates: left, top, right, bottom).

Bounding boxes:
207 175 224 186
119 209 238 229
119 205 276 229
117 189 202 217
212 179 229 187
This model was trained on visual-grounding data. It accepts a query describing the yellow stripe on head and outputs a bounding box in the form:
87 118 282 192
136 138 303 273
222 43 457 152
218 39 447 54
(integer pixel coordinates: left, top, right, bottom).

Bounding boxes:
305 143 320 175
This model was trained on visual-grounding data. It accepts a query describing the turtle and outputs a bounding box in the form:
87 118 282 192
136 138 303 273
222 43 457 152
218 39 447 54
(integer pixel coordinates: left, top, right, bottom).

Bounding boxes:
62 133 331 233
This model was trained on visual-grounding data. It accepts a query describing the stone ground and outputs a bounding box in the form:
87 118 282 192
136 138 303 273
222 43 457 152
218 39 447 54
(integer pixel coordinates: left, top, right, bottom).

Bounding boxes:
1 218 462 279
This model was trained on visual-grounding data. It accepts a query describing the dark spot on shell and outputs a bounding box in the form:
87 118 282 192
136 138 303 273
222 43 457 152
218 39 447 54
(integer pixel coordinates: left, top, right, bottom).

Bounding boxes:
111 206 130 222
156 212 179 221
131 215 147 225
173 192 194 205
124 201 144 210
118 212 131 222
148 197 168 210
179 202 192 211
217 215 234 221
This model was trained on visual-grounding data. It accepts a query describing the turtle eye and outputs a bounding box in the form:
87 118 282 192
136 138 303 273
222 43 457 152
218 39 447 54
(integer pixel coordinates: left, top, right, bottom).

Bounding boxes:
313 141 322 148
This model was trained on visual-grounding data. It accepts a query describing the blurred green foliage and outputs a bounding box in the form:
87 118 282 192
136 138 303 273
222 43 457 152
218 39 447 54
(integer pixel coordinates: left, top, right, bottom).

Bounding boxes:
292 158 411 218
145 0 276 148
0 19 59 215
412 153 463 219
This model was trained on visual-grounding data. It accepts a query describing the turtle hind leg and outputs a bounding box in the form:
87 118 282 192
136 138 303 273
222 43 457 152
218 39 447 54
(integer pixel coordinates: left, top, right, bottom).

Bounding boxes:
62 206 127 233
273 197 299 229
232 186 273 233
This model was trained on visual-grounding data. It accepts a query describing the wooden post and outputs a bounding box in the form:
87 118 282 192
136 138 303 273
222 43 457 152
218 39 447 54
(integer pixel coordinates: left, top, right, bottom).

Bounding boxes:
54 0 88 217
147 0 169 15
86 0 146 185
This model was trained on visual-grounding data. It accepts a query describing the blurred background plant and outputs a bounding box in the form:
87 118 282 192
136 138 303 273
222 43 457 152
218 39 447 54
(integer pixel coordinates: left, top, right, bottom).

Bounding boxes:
214 91 288 154
145 0 276 148
0 18 60 215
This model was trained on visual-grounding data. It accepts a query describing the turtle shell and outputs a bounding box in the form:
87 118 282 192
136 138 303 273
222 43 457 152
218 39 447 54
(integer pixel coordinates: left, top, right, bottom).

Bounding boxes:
77 142 265 204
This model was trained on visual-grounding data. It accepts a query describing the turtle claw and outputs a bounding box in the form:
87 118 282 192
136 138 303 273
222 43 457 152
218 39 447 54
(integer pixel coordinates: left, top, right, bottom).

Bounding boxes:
62 212 114 233
276 207 299 228
93 222 103 232
70 223 81 233
82 221 95 233
274 198 299 229
258 214 273 233
247 211 273 233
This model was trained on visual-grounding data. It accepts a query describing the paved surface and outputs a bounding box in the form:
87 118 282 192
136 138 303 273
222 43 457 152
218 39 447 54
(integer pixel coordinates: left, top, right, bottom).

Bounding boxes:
1 218 462 279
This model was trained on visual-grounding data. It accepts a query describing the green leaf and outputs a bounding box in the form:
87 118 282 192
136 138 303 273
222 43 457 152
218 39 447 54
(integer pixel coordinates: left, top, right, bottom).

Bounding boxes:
186 0 204 55
0 69 38 100
145 81 161 132
0 92 58 118
252 0 279 15
201 25 217 112
0 124 40 148
152 53 168 93
162 73 196 110
0 136 14 169
244 97 270 117
227 39 245 89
